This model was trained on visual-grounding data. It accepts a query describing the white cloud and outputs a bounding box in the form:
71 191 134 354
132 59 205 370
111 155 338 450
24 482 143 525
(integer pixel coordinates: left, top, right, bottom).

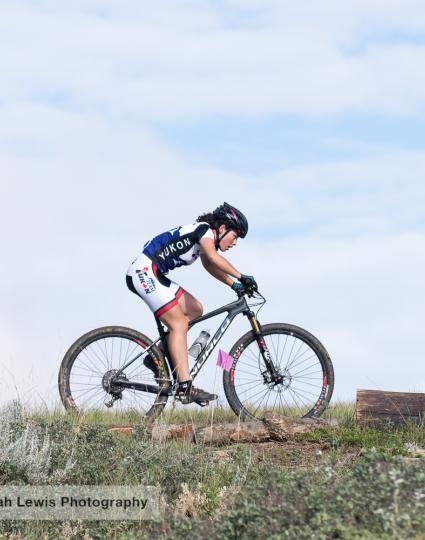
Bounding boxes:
1 1 424 411
1 2 425 119
1 103 424 406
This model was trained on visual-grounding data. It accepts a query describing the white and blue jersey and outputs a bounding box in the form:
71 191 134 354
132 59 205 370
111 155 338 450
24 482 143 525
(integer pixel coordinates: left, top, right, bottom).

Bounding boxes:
126 223 215 317
141 222 214 274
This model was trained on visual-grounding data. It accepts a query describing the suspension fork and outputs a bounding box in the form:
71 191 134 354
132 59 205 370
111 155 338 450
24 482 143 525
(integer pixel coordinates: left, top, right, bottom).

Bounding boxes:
247 311 280 379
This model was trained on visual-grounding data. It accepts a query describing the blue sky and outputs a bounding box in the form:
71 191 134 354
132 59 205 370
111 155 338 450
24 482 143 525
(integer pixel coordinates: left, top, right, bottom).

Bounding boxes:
0 1 425 407
154 113 425 174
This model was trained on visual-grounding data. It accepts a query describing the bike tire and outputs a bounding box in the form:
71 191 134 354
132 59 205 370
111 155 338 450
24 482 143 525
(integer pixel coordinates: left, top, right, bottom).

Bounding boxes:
223 323 334 422
58 326 170 422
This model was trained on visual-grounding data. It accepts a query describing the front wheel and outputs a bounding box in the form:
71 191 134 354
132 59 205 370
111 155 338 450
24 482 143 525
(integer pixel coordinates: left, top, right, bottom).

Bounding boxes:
223 323 334 422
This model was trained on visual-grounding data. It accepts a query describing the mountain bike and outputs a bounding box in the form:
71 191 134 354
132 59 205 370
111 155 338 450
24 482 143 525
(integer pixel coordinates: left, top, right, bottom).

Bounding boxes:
58 286 334 422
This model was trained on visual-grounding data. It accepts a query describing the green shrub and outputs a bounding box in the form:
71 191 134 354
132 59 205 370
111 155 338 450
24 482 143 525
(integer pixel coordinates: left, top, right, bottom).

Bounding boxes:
0 401 75 484
189 450 425 540
1 403 425 539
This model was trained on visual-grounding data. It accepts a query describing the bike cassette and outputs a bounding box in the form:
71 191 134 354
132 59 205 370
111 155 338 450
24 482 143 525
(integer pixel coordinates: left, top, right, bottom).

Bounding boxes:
102 369 128 406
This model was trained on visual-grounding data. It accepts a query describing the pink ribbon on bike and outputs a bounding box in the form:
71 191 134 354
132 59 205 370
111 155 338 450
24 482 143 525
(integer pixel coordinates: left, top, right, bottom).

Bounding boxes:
217 350 233 372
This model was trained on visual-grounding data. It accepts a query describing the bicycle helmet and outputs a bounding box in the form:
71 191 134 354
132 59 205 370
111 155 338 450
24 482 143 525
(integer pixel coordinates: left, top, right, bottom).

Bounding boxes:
211 202 248 250
213 202 248 238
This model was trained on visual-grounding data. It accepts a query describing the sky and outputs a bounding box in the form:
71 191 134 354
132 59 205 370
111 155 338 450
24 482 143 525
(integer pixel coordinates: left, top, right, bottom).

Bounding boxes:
0 1 424 410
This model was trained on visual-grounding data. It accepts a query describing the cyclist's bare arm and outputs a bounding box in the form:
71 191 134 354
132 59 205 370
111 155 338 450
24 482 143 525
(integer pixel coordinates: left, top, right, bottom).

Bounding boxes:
199 237 241 283
200 253 233 285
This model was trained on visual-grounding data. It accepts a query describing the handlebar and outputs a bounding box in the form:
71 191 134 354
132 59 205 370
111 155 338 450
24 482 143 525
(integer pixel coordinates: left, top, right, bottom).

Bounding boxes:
234 283 259 299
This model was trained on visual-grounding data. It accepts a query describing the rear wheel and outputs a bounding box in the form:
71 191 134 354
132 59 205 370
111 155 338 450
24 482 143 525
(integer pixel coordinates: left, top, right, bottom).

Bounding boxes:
223 323 334 422
58 326 170 422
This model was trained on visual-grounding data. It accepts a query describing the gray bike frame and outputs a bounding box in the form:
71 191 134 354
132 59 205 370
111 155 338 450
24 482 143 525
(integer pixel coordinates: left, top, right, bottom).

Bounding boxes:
115 295 252 394
187 295 249 378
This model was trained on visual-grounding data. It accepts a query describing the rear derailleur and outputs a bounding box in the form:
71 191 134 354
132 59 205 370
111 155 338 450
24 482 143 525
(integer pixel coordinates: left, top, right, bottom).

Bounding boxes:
102 369 127 408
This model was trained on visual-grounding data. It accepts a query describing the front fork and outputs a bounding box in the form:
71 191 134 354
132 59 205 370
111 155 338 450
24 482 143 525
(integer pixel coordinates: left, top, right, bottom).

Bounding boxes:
247 312 281 382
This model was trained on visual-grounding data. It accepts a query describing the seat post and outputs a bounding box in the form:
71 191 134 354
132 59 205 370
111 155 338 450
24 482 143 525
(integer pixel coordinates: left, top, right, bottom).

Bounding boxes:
155 316 171 361
155 316 165 335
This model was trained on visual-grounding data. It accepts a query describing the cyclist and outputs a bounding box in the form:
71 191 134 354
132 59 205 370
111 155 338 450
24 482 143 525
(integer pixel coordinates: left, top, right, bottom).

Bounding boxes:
126 202 257 405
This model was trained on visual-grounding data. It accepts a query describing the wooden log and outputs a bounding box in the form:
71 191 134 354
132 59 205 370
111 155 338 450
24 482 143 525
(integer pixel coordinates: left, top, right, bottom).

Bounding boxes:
356 389 425 428
263 413 335 441
195 421 270 444
108 414 337 444
148 423 195 443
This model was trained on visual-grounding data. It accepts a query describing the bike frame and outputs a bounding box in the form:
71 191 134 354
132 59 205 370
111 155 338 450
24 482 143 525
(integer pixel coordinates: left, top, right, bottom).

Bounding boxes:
114 292 278 396
163 295 248 379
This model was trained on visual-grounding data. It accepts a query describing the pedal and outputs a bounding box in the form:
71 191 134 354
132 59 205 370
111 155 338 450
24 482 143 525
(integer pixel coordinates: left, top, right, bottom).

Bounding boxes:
193 394 218 407
175 387 218 406
194 400 209 407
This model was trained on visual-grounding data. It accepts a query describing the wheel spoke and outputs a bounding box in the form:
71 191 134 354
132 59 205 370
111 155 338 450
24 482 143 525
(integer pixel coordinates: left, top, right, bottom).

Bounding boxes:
79 350 106 377
291 363 321 378
287 353 318 373
251 388 272 416
292 379 323 391
235 366 263 377
94 340 110 369
61 332 168 417
241 346 261 360
228 327 332 421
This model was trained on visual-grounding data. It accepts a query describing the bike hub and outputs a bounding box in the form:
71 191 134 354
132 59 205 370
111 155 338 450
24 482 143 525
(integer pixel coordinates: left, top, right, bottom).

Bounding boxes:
264 369 292 390
102 369 127 396
280 368 293 390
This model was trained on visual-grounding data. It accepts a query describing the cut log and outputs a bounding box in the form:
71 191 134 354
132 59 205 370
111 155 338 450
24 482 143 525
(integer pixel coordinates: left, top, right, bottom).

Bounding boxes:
356 389 425 428
262 413 335 441
195 421 270 444
108 414 337 444
148 423 195 443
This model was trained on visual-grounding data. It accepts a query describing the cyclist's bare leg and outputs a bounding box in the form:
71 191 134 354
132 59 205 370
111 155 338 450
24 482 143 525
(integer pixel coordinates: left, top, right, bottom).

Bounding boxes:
158 303 191 382
177 290 203 321
157 291 203 358
159 292 217 405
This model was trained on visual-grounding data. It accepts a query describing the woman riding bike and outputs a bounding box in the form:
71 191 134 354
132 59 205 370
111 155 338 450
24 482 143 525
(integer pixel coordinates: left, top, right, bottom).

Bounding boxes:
126 202 257 406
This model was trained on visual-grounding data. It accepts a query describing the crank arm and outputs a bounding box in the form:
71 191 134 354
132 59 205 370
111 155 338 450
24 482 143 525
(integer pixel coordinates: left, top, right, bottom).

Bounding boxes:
115 379 172 396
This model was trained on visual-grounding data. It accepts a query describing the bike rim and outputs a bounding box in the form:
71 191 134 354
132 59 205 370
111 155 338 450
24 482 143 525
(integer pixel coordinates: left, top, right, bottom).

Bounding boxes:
66 334 165 413
231 331 329 419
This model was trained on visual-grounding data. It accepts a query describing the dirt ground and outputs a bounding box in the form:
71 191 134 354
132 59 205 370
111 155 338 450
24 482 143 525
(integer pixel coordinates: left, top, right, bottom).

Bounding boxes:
204 440 362 471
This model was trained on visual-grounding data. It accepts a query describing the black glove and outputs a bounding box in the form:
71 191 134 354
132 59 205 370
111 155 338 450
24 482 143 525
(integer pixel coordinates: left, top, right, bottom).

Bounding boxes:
231 282 245 295
239 274 258 291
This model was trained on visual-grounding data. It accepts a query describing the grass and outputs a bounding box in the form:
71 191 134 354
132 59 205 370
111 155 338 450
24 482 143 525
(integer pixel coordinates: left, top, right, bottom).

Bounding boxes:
1 400 425 539
30 399 357 428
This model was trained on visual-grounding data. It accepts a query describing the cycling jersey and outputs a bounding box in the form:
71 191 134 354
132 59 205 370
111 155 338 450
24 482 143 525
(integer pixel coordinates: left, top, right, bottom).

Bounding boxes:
141 222 214 274
126 222 215 317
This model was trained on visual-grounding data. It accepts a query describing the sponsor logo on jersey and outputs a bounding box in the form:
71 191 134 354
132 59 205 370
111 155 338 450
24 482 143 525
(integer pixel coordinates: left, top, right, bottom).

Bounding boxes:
158 237 192 261
192 247 200 259
136 269 156 294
